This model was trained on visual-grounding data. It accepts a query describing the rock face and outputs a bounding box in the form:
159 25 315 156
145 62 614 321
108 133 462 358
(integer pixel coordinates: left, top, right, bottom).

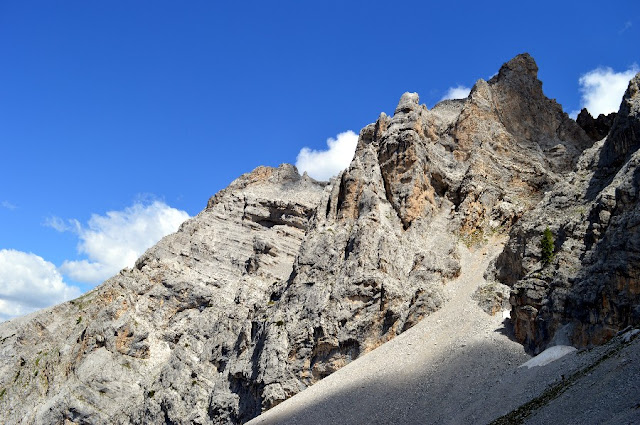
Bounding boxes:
0 54 637 424
576 108 617 142
0 165 327 424
495 72 640 352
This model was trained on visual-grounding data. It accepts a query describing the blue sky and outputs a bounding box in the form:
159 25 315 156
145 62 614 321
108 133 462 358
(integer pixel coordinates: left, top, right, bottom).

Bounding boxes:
1 1 639 320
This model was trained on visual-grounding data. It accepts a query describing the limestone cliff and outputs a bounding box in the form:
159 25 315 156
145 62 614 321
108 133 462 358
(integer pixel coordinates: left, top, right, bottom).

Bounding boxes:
495 72 640 352
0 54 637 425
0 165 327 424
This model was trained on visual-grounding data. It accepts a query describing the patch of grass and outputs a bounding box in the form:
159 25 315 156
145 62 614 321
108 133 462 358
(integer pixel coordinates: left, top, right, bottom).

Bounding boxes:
459 228 486 248
76 316 82 325
276 320 284 327
489 224 507 235
0 388 6 399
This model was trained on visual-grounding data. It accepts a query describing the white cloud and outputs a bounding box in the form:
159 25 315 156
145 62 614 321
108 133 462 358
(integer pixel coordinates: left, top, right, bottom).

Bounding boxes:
1 201 17 210
0 249 81 321
295 130 359 181
440 85 471 102
572 65 639 117
59 201 189 284
44 216 79 232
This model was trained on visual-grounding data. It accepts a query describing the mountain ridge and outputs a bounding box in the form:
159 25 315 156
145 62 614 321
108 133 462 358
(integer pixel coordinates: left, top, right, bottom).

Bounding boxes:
1 53 639 424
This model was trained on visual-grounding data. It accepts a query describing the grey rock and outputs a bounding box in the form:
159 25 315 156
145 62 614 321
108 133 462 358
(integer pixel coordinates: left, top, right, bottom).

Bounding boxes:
600 72 640 169
0 164 327 424
495 72 640 352
576 108 616 142
472 282 512 316
1 54 633 425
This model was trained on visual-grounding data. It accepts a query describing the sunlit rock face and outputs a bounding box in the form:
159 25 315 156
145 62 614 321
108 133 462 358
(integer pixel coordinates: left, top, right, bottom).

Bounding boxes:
2 55 639 425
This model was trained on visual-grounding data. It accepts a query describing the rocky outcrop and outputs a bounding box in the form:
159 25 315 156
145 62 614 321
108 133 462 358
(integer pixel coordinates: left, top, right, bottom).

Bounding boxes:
0 165 327 424
1 53 625 424
258 53 595 412
576 108 616 142
496 72 640 352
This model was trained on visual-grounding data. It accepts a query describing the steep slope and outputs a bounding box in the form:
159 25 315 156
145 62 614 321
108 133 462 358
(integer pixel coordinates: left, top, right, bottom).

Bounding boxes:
0 165 326 424
495 72 640 352
247 243 640 425
0 53 605 424
247 239 531 424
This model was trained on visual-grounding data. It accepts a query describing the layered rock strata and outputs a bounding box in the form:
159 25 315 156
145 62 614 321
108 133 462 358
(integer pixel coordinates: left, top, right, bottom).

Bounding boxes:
0 54 623 424
0 165 327 424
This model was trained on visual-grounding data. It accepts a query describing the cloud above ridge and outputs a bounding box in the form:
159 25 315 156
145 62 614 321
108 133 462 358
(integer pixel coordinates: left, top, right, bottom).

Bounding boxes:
0 249 81 321
440 85 471 102
1 201 17 210
572 65 639 117
54 201 190 284
295 131 359 181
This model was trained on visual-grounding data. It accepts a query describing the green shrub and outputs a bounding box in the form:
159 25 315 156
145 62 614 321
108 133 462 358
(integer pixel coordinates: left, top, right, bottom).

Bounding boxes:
540 227 555 265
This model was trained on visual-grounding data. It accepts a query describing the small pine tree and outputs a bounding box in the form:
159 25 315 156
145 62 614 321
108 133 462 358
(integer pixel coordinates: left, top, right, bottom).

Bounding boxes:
540 226 555 265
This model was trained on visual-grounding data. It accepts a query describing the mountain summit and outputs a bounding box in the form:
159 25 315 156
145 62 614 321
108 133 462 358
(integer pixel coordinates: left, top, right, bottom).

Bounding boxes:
1 54 639 424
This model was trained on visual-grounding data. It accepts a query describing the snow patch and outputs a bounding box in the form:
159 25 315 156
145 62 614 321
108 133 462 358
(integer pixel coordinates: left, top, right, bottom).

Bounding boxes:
519 345 577 369
622 328 640 343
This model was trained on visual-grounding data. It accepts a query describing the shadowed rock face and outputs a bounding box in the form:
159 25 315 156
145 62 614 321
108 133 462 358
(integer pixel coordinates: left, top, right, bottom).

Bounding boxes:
1 54 636 425
576 108 617 142
495 72 640 353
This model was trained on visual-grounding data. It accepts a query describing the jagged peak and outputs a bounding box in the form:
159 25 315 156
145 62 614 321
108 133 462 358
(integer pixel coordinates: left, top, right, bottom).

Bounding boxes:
601 71 640 166
394 92 421 114
235 164 302 187
489 52 539 84
206 164 325 210
576 108 594 123
576 108 617 142
466 78 493 110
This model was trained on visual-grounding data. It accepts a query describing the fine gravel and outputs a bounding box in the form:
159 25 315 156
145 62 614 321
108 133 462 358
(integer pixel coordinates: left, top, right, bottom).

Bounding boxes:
248 239 640 424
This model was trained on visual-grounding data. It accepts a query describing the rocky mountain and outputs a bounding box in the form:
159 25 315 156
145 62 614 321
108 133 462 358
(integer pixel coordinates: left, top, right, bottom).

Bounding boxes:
495 71 640 351
1 54 639 424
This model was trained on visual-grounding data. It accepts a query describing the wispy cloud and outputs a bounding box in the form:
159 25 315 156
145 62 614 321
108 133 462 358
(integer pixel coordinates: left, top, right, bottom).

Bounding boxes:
440 85 471 102
570 65 639 118
1 201 17 210
619 20 632 34
44 216 80 233
58 201 190 284
0 249 81 321
295 131 359 181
